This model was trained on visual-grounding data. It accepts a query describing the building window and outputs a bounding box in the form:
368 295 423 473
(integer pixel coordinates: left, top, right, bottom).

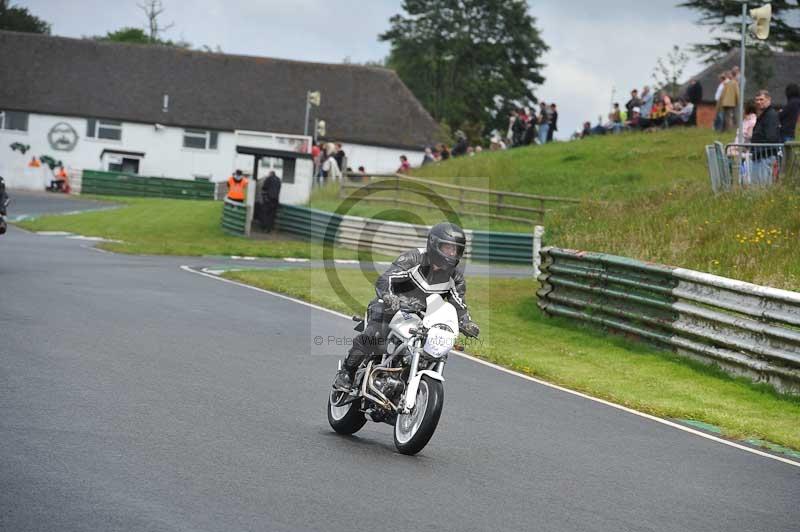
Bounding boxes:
183 129 218 150
0 111 29 131
86 119 122 140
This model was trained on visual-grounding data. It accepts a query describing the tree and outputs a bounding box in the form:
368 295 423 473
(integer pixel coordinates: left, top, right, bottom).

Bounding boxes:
651 45 690 97
138 0 174 43
0 0 50 34
380 0 548 137
679 0 800 62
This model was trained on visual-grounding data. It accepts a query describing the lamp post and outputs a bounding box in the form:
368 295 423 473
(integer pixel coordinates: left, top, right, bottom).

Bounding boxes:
736 3 771 143
738 3 747 144
304 90 321 137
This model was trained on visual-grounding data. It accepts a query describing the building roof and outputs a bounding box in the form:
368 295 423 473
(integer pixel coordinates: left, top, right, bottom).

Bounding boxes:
682 49 800 105
0 30 439 150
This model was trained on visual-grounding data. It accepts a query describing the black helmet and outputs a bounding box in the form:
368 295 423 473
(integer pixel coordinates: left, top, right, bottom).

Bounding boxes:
427 222 466 272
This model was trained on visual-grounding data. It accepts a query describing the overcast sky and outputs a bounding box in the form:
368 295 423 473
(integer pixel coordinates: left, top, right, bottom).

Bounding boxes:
20 0 716 139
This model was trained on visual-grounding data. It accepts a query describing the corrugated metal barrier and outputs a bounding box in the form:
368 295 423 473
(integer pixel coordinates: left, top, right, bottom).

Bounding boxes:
705 141 800 193
275 204 543 267
537 247 800 394
82 170 215 200
221 199 248 236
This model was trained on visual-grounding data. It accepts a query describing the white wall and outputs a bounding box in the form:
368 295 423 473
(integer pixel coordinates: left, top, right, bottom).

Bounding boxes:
0 113 244 190
336 142 425 174
0 112 423 202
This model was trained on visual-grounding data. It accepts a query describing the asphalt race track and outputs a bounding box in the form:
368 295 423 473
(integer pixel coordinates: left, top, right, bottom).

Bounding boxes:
1 202 799 531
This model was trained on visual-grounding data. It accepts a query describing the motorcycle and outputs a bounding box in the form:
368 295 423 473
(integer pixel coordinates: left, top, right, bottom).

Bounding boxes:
0 176 8 235
327 293 478 455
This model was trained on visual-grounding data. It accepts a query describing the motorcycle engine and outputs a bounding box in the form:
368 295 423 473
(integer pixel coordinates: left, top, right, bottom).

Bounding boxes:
373 373 405 398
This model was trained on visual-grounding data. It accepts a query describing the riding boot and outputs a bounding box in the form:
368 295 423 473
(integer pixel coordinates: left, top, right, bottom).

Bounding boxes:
334 348 368 389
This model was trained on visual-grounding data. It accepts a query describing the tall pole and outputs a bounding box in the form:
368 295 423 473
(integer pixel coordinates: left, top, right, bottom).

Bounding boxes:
303 91 311 137
738 2 747 144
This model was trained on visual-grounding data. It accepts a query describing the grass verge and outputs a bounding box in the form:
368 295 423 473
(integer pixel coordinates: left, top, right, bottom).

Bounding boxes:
15 196 384 260
223 267 800 452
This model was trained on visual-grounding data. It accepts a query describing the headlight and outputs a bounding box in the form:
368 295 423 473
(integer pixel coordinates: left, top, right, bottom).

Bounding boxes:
423 325 456 358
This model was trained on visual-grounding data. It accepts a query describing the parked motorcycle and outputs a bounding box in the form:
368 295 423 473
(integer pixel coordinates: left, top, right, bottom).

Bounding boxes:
0 176 8 235
327 293 478 455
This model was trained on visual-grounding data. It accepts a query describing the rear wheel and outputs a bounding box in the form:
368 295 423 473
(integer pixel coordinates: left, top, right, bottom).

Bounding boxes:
394 376 444 455
327 388 366 435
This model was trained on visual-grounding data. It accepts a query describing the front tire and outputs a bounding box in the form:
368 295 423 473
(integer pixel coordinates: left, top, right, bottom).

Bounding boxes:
394 376 444 455
327 389 366 435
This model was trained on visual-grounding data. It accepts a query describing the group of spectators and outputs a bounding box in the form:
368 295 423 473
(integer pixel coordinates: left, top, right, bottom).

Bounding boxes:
311 141 347 184
497 101 559 149
579 82 702 139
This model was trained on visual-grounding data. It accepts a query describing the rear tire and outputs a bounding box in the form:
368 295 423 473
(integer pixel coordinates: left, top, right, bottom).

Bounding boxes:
394 376 444 455
327 389 366 435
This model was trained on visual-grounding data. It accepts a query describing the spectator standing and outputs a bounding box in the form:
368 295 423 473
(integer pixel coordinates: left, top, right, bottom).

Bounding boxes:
737 100 758 143
779 83 800 142
260 170 281 232
538 101 551 144
751 90 781 184
321 153 341 182
28 156 41 168
547 103 558 142
720 71 739 132
713 73 727 131
397 155 411 174
334 143 346 172
685 79 703 126
625 89 642 121
639 86 654 122
226 170 248 203
439 143 451 160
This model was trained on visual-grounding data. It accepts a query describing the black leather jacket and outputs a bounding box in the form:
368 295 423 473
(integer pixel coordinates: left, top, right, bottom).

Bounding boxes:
375 248 469 322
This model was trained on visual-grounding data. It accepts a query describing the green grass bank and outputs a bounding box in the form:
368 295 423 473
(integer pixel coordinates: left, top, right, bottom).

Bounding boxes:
311 128 800 290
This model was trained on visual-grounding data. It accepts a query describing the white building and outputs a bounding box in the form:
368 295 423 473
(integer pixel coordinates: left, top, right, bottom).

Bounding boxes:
0 31 439 203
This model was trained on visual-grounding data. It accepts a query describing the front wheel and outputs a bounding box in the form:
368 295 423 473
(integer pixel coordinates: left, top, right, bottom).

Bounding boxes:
327 388 366 435
394 376 444 455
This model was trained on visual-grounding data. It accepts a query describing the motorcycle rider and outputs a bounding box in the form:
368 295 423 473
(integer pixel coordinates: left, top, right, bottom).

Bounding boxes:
334 222 480 389
0 175 8 235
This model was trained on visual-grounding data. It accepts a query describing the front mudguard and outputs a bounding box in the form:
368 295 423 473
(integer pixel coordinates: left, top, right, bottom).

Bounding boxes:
403 369 444 411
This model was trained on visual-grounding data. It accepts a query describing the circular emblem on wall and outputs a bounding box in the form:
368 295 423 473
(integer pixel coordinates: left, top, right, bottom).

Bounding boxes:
48 122 78 151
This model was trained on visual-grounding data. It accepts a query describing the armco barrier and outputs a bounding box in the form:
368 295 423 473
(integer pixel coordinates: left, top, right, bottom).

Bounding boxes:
82 170 215 200
275 204 543 267
537 247 800 394
221 199 248 236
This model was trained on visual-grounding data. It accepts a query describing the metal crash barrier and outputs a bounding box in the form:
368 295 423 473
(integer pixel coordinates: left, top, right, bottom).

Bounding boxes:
705 141 800 192
275 204 545 270
537 247 800 394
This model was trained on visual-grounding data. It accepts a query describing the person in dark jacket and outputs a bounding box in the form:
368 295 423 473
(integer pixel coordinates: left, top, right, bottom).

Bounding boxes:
451 131 469 157
547 103 558 142
260 171 281 232
685 79 703 126
779 83 800 142
333 222 480 389
751 90 782 184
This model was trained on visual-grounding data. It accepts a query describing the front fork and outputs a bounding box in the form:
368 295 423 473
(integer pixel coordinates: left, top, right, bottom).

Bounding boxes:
400 348 445 414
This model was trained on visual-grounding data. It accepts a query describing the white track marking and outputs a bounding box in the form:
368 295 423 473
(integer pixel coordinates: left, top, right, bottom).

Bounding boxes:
180 265 800 468
36 231 74 236
283 257 310 263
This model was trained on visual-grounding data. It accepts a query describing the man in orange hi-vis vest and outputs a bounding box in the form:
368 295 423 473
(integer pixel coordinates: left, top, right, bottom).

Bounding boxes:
226 170 248 202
